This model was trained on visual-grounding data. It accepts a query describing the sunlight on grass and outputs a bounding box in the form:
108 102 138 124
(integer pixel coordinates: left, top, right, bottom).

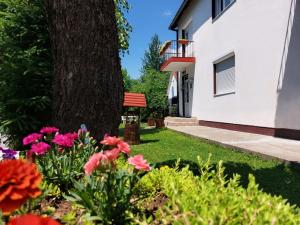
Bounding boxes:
120 126 300 206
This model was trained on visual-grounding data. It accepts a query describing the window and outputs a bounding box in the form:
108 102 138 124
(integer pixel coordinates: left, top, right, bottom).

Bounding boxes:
214 55 235 96
212 0 235 19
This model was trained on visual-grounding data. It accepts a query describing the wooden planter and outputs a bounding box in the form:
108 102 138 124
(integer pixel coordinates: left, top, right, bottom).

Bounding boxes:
147 118 156 127
124 123 140 145
178 39 189 45
155 119 165 128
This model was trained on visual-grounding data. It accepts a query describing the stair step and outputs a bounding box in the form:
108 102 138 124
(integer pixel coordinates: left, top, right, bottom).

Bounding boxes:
164 117 199 127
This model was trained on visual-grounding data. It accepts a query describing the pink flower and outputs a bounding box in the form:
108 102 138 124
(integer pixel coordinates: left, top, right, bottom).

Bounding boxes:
23 133 42 146
52 133 77 148
40 127 59 134
100 135 122 146
117 141 131 154
84 153 108 175
104 148 120 161
29 142 51 156
128 155 151 171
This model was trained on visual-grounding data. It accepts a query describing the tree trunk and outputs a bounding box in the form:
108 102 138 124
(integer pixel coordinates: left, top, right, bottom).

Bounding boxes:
44 0 123 138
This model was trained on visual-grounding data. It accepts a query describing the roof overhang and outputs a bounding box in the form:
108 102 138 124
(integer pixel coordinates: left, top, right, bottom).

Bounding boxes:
169 0 193 31
160 57 196 72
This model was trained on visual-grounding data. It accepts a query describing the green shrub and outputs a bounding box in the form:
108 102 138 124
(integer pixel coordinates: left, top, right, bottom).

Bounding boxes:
134 156 300 224
0 0 53 148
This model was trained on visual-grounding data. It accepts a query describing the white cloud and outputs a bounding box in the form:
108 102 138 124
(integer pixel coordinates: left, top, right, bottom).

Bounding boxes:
163 10 172 17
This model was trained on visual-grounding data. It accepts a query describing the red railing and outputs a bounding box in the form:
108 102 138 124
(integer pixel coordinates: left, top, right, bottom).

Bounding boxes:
160 40 194 61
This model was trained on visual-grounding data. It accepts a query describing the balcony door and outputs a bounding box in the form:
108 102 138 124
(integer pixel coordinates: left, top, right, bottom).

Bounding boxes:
181 23 192 57
182 74 191 117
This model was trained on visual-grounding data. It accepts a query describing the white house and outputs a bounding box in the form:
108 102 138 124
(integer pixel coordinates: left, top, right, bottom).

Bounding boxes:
161 0 300 140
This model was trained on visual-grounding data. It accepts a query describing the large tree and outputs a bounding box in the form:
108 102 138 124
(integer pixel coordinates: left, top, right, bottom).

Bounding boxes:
45 0 123 137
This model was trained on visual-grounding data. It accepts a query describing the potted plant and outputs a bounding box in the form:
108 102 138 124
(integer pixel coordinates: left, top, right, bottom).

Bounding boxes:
159 41 171 56
154 110 165 129
178 39 189 45
147 113 156 127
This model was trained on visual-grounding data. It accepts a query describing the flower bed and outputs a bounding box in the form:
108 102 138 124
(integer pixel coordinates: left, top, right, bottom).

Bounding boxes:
1 127 300 224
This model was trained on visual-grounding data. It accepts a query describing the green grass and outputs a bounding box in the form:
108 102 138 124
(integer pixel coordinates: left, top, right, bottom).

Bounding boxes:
120 126 300 206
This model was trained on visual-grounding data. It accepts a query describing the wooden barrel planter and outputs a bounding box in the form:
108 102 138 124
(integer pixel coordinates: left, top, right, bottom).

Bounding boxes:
147 118 156 127
155 119 165 128
124 123 140 145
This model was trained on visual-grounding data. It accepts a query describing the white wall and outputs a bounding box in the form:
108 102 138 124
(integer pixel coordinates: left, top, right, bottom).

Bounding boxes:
175 0 298 129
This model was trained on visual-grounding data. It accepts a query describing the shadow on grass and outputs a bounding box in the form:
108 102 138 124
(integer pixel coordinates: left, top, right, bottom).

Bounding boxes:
153 159 300 207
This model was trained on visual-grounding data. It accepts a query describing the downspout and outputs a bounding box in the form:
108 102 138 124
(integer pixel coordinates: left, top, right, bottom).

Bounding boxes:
176 29 180 117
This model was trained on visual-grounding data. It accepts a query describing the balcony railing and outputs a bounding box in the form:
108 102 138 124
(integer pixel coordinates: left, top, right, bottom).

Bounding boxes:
160 40 194 61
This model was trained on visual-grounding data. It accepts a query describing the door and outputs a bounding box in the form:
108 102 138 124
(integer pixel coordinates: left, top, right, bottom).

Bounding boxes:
182 74 190 117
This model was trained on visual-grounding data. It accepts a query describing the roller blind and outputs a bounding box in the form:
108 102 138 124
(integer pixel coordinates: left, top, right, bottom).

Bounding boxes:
215 56 235 95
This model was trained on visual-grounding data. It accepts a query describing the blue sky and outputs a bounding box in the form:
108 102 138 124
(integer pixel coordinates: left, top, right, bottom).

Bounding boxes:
121 0 183 79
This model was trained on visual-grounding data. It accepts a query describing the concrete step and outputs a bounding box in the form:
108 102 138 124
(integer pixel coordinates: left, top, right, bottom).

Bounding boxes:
164 117 199 127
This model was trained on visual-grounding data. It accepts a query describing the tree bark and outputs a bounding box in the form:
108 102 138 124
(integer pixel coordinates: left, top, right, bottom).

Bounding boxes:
45 0 123 138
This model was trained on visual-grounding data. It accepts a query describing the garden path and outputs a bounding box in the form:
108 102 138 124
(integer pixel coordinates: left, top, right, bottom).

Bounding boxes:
167 125 300 164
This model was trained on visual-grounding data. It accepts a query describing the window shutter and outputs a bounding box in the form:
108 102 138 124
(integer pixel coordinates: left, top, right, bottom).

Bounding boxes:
215 56 235 95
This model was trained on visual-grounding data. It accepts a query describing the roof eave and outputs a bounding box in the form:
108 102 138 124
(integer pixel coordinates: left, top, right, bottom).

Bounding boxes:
169 0 192 31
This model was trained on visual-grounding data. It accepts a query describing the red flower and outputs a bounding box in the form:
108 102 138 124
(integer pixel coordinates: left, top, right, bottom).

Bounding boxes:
40 127 59 134
23 133 42 146
128 155 151 171
6 214 61 225
0 160 42 215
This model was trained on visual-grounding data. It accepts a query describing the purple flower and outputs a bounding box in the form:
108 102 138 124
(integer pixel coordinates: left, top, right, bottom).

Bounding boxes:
0 149 19 160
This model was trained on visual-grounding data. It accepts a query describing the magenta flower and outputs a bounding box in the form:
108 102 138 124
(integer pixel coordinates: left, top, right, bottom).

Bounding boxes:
52 133 78 148
84 152 108 175
29 142 51 156
128 155 151 171
23 133 42 146
40 127 59 134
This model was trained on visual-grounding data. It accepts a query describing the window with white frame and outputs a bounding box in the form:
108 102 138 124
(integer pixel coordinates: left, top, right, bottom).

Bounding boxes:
214 55 235 95
212 0 235 19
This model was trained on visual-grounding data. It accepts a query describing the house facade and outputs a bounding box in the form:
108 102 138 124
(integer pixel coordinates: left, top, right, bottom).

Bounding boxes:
161 0 300 139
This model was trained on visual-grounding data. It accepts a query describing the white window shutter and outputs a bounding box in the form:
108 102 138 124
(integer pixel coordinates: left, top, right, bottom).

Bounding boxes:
215 56 235 95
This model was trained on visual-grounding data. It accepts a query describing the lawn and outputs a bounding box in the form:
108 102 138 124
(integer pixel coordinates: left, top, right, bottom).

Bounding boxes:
120 126 300 206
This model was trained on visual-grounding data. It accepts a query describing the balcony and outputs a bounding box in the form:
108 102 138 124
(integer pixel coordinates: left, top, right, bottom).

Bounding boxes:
160 40 195 72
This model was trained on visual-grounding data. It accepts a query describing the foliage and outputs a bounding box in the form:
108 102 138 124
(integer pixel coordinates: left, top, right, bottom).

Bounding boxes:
131 34 169 120
0 0 53 148
134 156 300 224
122 68 134 92
115 0 132 55
141 34 165 74
132 69 169 120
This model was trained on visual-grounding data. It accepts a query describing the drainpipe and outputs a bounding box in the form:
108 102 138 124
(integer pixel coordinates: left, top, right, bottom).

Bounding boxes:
175 29 180 117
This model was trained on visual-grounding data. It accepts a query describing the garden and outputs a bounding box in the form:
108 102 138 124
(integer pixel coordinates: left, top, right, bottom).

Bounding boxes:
1 126 300 224
1 0 300 224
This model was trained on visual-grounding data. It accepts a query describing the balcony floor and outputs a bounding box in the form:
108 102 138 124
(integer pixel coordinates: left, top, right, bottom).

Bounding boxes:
161 57 195 72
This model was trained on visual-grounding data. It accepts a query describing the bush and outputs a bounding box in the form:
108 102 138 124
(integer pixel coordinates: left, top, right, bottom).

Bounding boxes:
134 156 300 224
0 0 53 148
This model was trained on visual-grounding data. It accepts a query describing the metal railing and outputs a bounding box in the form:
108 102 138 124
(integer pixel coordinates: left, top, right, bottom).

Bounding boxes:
160 40 194 61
